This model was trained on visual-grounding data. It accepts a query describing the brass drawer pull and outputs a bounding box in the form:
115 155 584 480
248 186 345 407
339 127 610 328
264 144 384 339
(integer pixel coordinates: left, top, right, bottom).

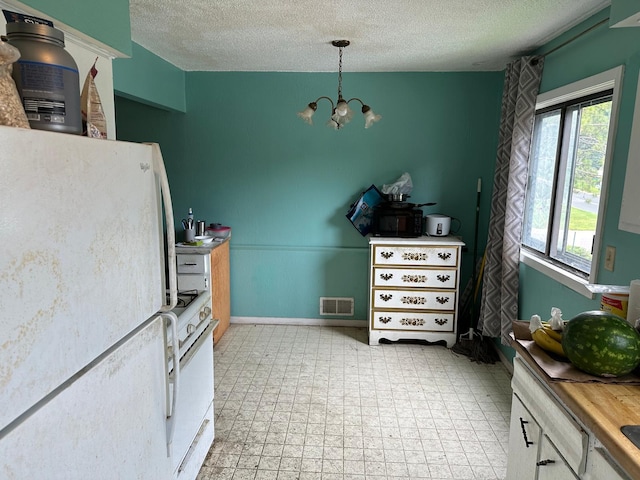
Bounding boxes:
437 274 450 282
400 318 425 326
380 293 393 301
381 251 394 259
379 316 392 324
380 273 393 281
435 318 448 325
436 296 449 305
402 274 426 283
401 296 426 305
402 252 427 261
438 252 451 260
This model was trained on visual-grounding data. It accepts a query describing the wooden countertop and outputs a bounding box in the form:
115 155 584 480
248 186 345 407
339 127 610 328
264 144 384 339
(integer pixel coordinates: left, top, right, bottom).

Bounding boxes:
513 341 640 479
175 235 230 254
554 381 640 479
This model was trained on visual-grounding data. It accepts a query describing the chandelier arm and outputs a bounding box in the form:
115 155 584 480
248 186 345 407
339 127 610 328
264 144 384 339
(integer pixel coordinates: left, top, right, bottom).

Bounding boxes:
345 98 365 107
313 96 335 109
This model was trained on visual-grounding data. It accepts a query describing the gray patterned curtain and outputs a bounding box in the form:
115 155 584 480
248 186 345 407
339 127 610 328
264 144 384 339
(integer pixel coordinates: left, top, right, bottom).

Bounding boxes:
478 56 544 344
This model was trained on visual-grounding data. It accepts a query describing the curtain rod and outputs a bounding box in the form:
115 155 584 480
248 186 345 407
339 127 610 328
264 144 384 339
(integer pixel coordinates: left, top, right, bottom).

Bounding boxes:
541 17 610 58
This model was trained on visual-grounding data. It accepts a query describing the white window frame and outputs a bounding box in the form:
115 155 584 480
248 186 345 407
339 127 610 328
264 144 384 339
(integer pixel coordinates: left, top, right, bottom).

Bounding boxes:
520 65 624 299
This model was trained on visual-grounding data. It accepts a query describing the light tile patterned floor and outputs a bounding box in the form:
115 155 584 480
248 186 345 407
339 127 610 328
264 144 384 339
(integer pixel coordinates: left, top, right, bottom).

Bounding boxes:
197 325 512 480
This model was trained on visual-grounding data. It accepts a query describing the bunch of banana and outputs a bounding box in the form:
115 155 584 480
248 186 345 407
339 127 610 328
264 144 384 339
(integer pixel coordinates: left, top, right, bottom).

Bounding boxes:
541 322 563 342
529 314 565 357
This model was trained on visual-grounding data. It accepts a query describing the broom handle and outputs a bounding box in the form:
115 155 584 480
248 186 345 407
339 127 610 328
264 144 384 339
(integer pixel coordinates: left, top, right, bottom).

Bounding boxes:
470 178 482 336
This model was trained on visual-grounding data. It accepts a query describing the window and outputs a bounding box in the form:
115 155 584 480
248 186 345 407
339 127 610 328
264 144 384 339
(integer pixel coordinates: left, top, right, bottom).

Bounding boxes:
520 66 623 297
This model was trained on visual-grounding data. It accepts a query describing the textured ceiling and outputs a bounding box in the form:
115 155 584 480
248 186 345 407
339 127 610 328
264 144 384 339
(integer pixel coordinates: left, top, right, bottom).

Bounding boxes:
129 0 611 72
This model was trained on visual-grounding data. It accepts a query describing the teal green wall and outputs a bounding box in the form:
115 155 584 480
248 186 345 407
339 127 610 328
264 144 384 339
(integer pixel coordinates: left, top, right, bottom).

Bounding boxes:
19 0 131 55
114 96 186 172
113 43 186 112
177 72 502 320
116 71 504 321
610 0 640 26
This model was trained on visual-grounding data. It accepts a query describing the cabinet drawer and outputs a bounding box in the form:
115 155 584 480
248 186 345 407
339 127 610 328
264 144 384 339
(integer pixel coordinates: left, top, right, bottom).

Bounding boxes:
512 357 587 475
177 254 208 274
373 267 457 288
373 245 458 267
372 310 454 331
372 288 455 311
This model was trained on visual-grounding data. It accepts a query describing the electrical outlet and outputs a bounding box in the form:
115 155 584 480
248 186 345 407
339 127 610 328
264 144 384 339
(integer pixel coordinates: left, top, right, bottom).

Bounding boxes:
605 245 616 271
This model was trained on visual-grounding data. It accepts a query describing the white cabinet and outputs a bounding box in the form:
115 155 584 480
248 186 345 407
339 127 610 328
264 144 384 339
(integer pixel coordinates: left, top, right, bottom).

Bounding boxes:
368 236 464 346
507 355 632 479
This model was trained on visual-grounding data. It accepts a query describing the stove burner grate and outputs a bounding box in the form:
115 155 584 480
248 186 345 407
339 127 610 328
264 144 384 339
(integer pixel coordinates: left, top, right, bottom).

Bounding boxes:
166 289 199 309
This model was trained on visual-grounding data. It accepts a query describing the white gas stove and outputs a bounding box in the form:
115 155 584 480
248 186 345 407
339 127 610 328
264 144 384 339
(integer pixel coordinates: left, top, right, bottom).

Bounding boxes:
164 289 216 480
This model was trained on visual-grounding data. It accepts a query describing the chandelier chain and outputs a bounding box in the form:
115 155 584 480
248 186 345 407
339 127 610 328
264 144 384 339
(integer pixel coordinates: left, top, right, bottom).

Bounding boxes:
337 46 343 99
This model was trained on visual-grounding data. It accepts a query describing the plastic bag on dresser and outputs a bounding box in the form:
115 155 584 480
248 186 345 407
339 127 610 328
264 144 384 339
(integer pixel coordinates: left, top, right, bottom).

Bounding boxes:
0 40 29 128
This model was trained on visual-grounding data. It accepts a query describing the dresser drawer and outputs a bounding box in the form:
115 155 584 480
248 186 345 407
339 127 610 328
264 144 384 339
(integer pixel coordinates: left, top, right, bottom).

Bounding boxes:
373 245 458 267
373 267 457 289
176 254 209 274
372 310 454 331
372 288 455 310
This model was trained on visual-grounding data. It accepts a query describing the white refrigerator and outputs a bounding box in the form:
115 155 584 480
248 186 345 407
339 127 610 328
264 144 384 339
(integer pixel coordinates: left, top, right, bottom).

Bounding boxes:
0 126 180 479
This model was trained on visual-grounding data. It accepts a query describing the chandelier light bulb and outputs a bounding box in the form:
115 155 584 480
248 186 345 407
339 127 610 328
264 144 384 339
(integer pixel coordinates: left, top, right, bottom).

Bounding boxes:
297 102 318 125
362 105 382 129
336 100 349 117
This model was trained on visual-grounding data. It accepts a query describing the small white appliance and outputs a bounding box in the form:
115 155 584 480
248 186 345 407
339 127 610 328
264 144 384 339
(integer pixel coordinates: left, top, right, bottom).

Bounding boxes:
425 214 452 236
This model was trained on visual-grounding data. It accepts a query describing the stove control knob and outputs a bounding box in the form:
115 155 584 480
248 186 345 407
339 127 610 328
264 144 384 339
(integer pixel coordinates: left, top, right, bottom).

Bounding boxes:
187 323 196 334
200 307 211 321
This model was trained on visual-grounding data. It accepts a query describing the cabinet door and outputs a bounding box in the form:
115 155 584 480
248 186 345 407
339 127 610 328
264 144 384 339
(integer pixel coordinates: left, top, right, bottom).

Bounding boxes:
537 434 579 480
586 445 630 480
506 393 541 480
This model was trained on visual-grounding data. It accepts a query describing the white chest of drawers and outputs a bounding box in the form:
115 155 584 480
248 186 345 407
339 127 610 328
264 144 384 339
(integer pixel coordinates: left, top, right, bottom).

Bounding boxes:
368 236 465 347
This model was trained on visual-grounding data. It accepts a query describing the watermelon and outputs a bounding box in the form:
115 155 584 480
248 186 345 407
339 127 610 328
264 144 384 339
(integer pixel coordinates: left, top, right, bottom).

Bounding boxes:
562 310 640 377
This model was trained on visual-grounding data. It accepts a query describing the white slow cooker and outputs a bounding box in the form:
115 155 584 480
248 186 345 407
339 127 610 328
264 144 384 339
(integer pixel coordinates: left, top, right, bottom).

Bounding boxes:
425 214 451 236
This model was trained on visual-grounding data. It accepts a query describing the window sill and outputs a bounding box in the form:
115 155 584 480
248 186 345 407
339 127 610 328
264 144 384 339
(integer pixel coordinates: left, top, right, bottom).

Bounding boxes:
520 250 595 299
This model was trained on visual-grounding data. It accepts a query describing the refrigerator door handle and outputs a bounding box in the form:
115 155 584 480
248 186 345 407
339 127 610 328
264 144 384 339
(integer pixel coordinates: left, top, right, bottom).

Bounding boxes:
162 311 180 456
150 143 177 312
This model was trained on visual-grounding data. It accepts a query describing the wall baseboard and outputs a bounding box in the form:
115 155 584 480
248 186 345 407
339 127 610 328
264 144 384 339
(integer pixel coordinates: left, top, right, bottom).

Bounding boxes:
230 316 367 328
496 346 514 375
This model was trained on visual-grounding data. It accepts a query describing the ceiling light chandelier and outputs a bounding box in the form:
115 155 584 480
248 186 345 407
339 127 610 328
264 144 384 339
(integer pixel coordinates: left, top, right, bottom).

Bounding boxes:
297 40 382 130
